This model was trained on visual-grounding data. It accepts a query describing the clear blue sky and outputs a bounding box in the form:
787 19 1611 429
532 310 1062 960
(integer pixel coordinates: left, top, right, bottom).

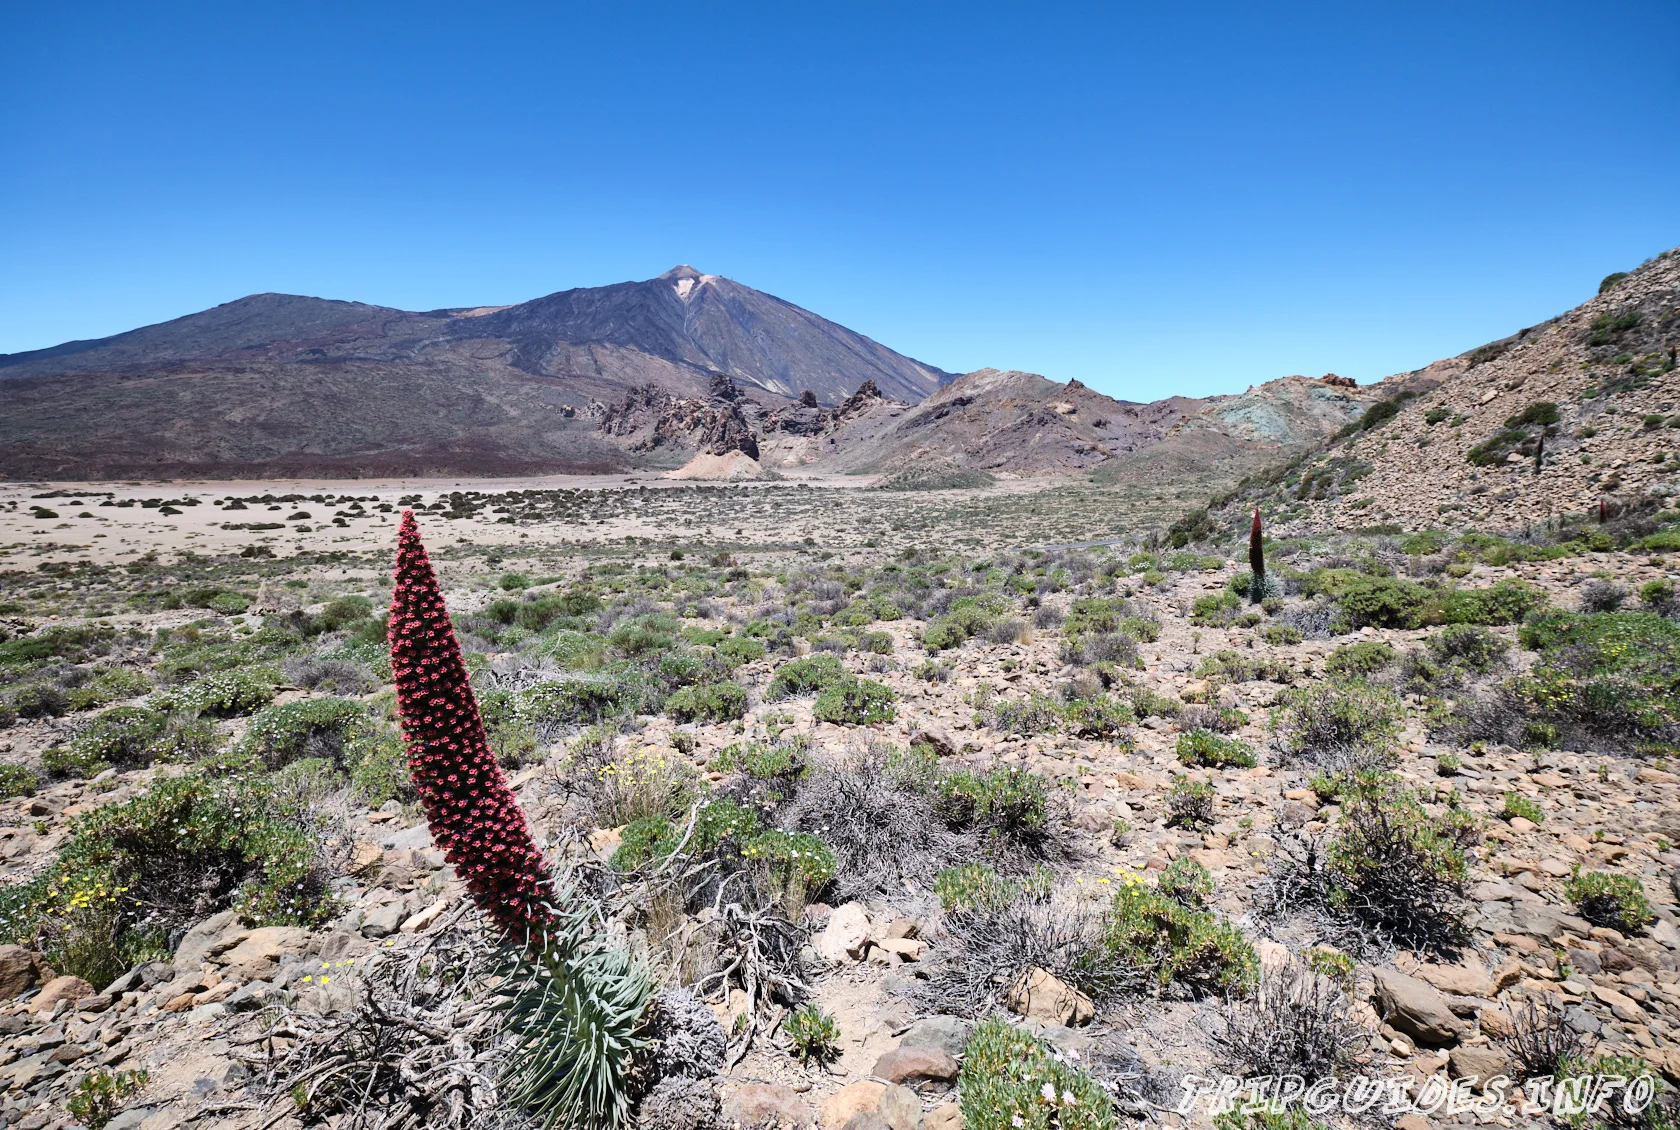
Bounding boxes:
3 1 1676 400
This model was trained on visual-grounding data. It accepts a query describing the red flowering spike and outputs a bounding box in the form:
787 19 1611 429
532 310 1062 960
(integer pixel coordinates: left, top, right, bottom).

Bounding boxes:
1248 507 1265 602
389 510 554 938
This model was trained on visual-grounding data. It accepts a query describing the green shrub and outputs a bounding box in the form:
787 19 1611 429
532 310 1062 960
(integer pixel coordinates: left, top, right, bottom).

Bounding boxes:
959 1017 1117 1130
766 655 847 698
67 1068 150 1130
65 667 152 711
664 681 749 723
1191 590 1244 626
43 742 114 779
1166 777 1214 829
1105 881 1257 995
8 682 69 718
153 667 277 718
1271 679 1405 765
1059 695 1135 739
921 594 1008 651
939 767 1051 846
1427 623 1508 671
608 613 679 656
1501 792 1544 823
1325 641 1396 678
1158 857 1215 910
346 727 415 805
1516 609 1680 747
489 719 538 769
784 1004 841 1065
1330 574 1429 629
812 677 896 724
1437 579 1547 625
715 636 766 667
1131 687 1183 718
0 762 39 797
516 677 629 727
1324 775 1473 949
933 863 1020 912
237 697 366 769
742 829 837 908
1564 870 1652 934
711 739 808 782
1175 729 1256 769
61 706 168 772
1261 624 1305 645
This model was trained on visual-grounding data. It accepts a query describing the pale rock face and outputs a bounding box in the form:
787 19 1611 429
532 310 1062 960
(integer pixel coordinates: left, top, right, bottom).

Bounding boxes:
814 902 872 964
1005 966 1095 1027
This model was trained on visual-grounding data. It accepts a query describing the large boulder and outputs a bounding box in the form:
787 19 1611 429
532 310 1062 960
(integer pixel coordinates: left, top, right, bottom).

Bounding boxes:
823 1082 886 1130
171 909 241 970
814 903 872 965
215 927 312 980
0 945 40 999
31 975 95 1012
1005 967 1094 1027
900 1015 971 1059
1373 967 1465 1047
724 1083 813 1128
872 1046 959 1092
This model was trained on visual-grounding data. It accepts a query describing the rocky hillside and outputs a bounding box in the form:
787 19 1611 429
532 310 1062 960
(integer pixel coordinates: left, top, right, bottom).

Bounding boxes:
0 267 948 479
1209 249 1680 534
1 514 1679 1128
601 368 1382 479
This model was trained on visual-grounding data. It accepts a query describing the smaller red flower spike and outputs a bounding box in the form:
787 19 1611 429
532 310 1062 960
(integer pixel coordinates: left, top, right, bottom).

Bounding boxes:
389 510 554 938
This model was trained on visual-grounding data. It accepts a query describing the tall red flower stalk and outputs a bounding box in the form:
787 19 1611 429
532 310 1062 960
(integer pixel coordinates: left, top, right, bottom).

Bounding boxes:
1248 507 1266 603
389 510 554 939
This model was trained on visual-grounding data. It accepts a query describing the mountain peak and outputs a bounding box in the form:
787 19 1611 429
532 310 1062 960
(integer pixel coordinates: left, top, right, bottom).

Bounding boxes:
659 264 704 281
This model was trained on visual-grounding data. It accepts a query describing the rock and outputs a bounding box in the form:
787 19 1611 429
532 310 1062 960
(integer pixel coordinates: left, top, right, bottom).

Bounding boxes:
378 822 435 850
215 927 311 980
843 1117 889 1130
725 1082 813 1128
640 1075 722 1130
900 1016 972 1059
0 944 40 999
361 900 409 939
872 1046 960 1092
878 1085 923 1130
910 725 957 757
823 1081 885 1130
875 937 927 962
106 1109 157 1130
348 840 383 874
1449 1044 1512 1088
1394 1115 1431 1130
172 909 241 969
1415 960 1494 999
1590 986 1646 1024
31 975 96 1011
1005 967 1094 1027
1477 1009 1516 1040
1506 902 1590 942
884 919 919 941
925 1104 962 1130
1372 968 1464 1047
400 897 451 934
814 902 872 965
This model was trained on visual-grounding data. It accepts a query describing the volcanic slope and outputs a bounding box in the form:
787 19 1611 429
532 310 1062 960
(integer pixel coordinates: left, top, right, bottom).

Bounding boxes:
0 267 948 479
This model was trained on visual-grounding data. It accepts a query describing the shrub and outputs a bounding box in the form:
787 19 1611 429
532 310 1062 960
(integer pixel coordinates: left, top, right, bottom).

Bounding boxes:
67 1069 149 1130
1158 857 1215 910
1582 580 1629 613
1270 679 1404 767
596 748 701 827
43 742 114 780
741 829 837 911
0 762 38 798
346 727 416 805
1324 641 1396 679
664 681 748 724
489 719 539 769
153 667 277 718
934 863 1020 912
1105 879 1257 995
9 682 70 719
940 767 1052 848
65 667 152 711
812 677 896 725
959 1017 1117 1130
516 677 629 731
60 706 168 773
714 636 766 667
1166 777 1214 830
766 655 847 698
238 698 366 769
1059 695 1135 740
1330 574 1429 629
784 1005 841 1065
1428 623 1509 672
1501 791 1544 824
1192 591 1244 627
1517 610 1680 748
1564 869 1652 934
1176 729 1257 769
1322 776 1472 950
609 613 680 657
1497 995 1589 1080
1217 961 1362 1082
1437 579 1548 625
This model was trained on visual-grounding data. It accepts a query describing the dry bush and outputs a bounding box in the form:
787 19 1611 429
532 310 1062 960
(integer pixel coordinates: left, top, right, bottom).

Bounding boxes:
1218 961 1363 1082
1497 995 1592 1080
